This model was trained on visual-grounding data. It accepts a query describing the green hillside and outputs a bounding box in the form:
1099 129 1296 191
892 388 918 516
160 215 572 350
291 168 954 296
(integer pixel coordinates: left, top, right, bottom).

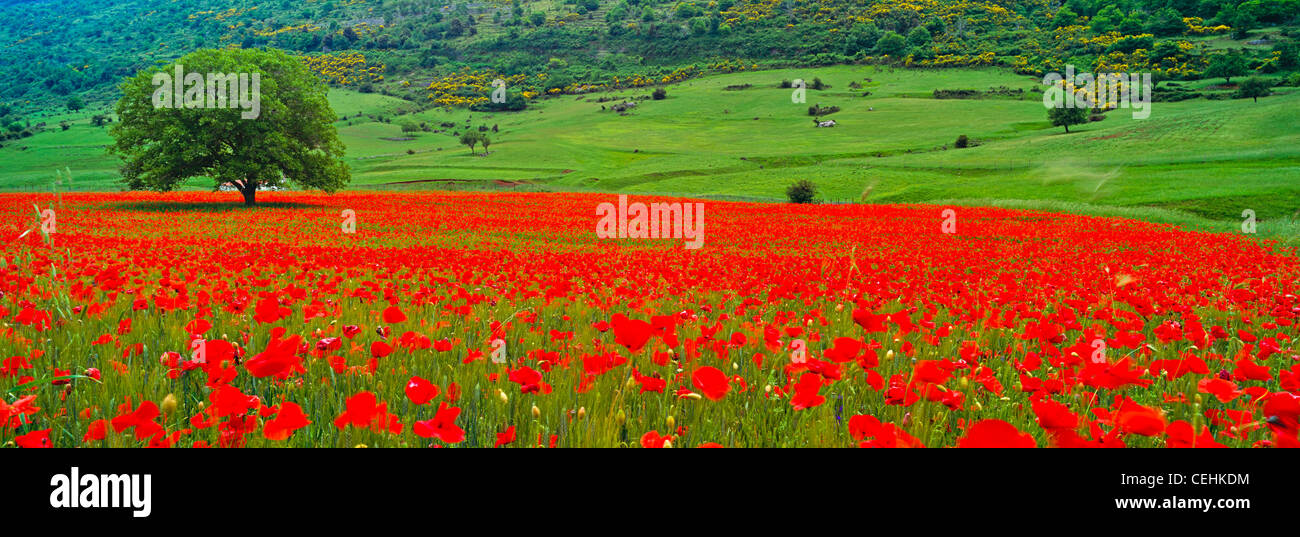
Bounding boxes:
3 63 1297 240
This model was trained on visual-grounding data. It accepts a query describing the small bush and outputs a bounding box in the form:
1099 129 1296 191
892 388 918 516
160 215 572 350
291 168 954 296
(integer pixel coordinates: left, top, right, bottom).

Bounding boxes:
807 104 840 116
651 88 667 100
955 134 968 148
786 180 817 204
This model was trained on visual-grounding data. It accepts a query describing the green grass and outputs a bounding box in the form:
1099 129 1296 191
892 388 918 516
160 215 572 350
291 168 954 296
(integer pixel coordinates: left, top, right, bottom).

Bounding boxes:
2 65 1298 243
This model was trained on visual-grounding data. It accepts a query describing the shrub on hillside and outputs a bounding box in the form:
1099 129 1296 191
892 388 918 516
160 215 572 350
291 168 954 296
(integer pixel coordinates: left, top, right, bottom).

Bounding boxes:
786 180 817 204
955 134 968 148
807 104 840 116
1236 77 1272 102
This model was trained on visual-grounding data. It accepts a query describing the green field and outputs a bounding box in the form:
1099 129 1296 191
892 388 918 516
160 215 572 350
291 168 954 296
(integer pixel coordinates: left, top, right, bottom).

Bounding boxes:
2 65 1298 240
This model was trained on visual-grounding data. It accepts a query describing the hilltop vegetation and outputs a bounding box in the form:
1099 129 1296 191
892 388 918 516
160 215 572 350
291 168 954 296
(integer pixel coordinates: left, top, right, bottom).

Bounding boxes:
2 0 1299 113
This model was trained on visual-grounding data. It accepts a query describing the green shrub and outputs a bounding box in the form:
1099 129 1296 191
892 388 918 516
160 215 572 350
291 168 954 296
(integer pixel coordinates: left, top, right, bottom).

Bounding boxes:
786 180 817 204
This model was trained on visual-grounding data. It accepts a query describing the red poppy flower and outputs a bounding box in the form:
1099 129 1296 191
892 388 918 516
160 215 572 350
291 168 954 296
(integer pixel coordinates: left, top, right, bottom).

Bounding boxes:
264 402 312 441
495 426 517 448
1166 421 1226 448
405 376 440 405
370 340 393 359
383 305 407 324
611 313 653 353
691 366 730 401
958 419 1036 448
244 332 305 379
1113 398 1166 437
83 419 108 443
15 428 51 448
414 402 465 444
334 391 389 431
790 372 826 410
640 430 675 448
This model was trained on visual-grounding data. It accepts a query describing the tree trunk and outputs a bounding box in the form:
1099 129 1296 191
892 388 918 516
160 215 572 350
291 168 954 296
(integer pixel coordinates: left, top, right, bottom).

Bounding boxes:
239 181 257 206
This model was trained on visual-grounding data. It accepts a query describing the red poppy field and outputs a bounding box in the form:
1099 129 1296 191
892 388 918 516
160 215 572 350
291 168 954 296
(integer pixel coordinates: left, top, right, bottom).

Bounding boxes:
2 191 1299 448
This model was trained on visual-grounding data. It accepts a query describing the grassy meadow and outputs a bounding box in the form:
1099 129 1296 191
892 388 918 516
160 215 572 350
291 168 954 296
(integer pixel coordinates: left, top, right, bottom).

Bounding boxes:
2 65 1297 240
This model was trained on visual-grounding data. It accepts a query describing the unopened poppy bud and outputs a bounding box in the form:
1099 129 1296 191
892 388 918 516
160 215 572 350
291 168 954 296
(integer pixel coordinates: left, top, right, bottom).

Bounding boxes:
497 389 508 404
577 406 586 420
354 444 368 448
662 439 673 448
531 404 541 419
616 408 626 425
161 393 178 415
972 402 983 412
1194 394 1203 405
626 376 638 390
885 350 894 360
666 415 675 429
764 384 772 393
958 377 969 389
732 362 739 370
835 303 844 311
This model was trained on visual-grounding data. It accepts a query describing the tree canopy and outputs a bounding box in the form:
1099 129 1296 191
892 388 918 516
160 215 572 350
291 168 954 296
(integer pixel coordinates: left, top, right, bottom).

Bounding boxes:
109 48 348 205
1048 106 1088 133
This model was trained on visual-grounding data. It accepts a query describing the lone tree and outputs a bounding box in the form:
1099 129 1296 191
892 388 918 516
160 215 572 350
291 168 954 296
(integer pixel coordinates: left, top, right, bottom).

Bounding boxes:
480 133 491 154
1236 77 1271 102
1048 106 1088 133
459 131 481 154
1204 52 1248 84
110 48 349 206
786 179 817 204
